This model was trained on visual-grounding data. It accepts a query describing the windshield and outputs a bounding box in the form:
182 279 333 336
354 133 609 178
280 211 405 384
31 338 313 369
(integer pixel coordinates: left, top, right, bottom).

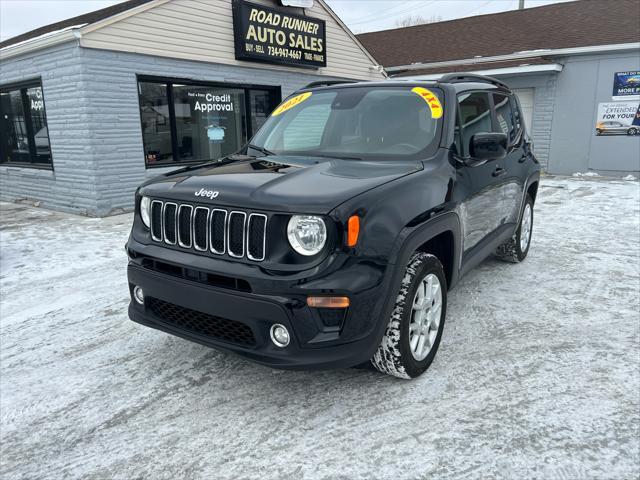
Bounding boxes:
249 86 444 160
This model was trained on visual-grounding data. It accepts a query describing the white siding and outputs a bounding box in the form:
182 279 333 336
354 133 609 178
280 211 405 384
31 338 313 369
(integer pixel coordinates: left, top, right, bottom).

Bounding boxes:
80 0 384 81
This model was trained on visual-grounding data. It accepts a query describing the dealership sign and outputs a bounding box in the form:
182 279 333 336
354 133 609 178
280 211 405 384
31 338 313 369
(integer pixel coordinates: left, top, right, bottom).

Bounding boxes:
232 0 326 68
278 0 314 6
612 71 640 97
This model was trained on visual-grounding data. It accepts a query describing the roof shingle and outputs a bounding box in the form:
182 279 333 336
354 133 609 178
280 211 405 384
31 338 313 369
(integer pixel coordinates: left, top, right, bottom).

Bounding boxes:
357 0 640 69
0 0 153 49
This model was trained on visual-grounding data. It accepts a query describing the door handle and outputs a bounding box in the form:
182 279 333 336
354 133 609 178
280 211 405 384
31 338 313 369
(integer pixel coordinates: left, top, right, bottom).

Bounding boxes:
492 167 507 177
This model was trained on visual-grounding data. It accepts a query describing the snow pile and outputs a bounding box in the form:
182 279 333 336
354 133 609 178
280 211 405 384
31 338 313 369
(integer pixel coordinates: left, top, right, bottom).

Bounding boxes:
623 174 637 181
572 171 600 177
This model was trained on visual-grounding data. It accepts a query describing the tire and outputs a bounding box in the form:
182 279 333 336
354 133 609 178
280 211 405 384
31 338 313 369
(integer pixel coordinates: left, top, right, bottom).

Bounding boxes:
596 129 602 135
627 127 639 136
371 253 447 379
495 194 534 263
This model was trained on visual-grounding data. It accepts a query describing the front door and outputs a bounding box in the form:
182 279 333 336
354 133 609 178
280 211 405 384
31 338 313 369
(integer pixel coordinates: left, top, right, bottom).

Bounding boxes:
454 91 505 252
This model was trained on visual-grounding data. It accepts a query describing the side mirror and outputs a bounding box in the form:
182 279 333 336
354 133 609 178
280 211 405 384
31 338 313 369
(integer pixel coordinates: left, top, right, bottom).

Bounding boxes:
468 132 508 165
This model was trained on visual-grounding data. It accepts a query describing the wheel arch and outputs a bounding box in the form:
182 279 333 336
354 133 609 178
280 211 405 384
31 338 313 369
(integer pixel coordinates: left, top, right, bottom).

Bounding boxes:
389 212 462 291
527 180 539 204
416 231 455 289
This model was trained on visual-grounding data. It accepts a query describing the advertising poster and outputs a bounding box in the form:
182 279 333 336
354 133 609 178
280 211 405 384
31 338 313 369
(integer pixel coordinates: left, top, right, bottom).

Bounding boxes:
612 71 640 98
595 101 640 136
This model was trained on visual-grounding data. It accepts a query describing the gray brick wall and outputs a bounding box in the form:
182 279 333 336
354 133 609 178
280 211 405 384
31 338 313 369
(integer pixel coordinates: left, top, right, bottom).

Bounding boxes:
548 52 640 175
1 44 345 216
0 41 101 215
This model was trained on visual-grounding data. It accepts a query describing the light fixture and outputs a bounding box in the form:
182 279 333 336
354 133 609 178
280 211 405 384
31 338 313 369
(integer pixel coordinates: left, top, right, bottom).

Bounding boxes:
133 286 145 305
270 324 290 347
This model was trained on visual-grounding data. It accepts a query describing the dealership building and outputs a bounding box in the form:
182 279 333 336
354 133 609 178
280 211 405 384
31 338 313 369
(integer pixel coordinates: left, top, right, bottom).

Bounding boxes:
359 0 640 176
0 0 384 215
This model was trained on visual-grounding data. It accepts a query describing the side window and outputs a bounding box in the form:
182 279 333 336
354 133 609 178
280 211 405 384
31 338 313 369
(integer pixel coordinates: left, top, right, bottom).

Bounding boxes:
510 95 523 132
458 92 492 156
493 92 517 143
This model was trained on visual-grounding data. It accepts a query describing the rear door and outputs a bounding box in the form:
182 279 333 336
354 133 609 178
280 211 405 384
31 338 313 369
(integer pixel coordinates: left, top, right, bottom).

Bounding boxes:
491 91 526 228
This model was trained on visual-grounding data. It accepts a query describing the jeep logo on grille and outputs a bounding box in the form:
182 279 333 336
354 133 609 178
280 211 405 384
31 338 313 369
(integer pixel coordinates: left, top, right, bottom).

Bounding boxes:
194 188 219 199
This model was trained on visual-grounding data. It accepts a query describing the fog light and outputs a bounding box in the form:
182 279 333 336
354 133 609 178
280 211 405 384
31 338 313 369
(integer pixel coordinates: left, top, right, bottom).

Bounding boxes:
270 324 290 348
133 286 145 305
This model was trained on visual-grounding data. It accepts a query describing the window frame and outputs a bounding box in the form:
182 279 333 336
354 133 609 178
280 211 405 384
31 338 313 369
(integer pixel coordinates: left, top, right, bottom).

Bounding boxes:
491 91 519 145
456 90 496 158
136 75 281 169
0 77 53 170
509 93 525 143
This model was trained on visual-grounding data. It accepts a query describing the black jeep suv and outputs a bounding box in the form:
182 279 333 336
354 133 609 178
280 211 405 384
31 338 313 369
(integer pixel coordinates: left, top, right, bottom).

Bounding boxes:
126 74 540 379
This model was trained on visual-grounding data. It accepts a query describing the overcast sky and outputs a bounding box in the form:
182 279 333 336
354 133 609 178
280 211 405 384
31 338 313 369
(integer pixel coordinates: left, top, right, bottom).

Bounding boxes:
0 0 574 41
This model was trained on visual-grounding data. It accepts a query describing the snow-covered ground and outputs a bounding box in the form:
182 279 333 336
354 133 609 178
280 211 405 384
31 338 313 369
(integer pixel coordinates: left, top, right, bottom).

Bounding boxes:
1 177 639 480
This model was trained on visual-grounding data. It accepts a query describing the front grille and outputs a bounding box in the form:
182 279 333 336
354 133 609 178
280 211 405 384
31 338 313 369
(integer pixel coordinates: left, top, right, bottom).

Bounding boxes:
149 200 267 262
228 212 246 258
163 203 177 245
147 297 256 346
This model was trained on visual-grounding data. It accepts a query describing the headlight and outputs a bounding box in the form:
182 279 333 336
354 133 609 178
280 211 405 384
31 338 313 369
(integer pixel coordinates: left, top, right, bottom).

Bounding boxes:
287 215 327 256
140 196 151 228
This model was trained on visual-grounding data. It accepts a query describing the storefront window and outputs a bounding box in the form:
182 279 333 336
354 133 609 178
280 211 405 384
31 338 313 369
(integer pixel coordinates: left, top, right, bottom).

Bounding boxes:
0 80 52 168
173 85 246 163
137 77 279 168
249 90 273 134
139 82 172 166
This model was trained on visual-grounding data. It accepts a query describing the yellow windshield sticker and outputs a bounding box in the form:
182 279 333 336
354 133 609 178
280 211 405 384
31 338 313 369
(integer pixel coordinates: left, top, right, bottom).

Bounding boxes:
411 87 443 119
272 92 312 116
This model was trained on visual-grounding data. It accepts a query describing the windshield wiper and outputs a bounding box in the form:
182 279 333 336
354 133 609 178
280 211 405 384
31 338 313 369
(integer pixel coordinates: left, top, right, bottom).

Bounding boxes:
247 144 275 157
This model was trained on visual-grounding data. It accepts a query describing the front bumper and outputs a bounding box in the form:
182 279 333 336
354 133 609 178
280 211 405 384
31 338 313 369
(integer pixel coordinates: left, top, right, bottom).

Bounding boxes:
126 238 397 369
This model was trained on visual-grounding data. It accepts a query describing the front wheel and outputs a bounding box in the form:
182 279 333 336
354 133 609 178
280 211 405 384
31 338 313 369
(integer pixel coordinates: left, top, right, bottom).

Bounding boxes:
371 253 447 379
495 194 534 263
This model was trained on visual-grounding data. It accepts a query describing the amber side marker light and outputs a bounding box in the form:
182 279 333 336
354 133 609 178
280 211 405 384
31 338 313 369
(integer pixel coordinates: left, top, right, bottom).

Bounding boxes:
307 296 350 309
347 215 360 247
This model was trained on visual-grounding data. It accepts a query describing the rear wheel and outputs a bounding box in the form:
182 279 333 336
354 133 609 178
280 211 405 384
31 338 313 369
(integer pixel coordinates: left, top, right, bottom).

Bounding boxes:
371 253 447 379
495 194 534 263
628 127 639 136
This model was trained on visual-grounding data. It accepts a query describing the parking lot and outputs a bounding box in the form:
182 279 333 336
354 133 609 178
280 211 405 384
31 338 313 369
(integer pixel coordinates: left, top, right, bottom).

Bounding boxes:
1 176 639 480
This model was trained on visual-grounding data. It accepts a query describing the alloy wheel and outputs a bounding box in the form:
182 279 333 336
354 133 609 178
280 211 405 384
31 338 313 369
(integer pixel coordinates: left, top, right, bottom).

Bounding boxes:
520 203 532 252
409 273 442 361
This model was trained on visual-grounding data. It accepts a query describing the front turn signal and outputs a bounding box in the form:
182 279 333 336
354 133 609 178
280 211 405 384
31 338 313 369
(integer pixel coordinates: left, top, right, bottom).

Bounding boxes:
347 215 360 247
307 296 350 309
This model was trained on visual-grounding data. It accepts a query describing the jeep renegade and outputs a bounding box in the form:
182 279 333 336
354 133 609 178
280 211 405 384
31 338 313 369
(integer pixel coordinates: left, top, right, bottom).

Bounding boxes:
126 74 540 379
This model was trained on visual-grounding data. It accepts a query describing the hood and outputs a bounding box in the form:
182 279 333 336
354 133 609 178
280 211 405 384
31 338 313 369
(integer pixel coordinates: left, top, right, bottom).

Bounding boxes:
140 155 422 214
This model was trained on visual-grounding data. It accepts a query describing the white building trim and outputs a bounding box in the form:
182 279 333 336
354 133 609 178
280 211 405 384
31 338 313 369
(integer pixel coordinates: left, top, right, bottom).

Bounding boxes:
0 26 82 60
403 63 564 80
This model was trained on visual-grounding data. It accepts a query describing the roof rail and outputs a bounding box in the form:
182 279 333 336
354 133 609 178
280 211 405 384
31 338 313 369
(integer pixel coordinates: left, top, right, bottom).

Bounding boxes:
439 73 509 90
301 80 358 90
